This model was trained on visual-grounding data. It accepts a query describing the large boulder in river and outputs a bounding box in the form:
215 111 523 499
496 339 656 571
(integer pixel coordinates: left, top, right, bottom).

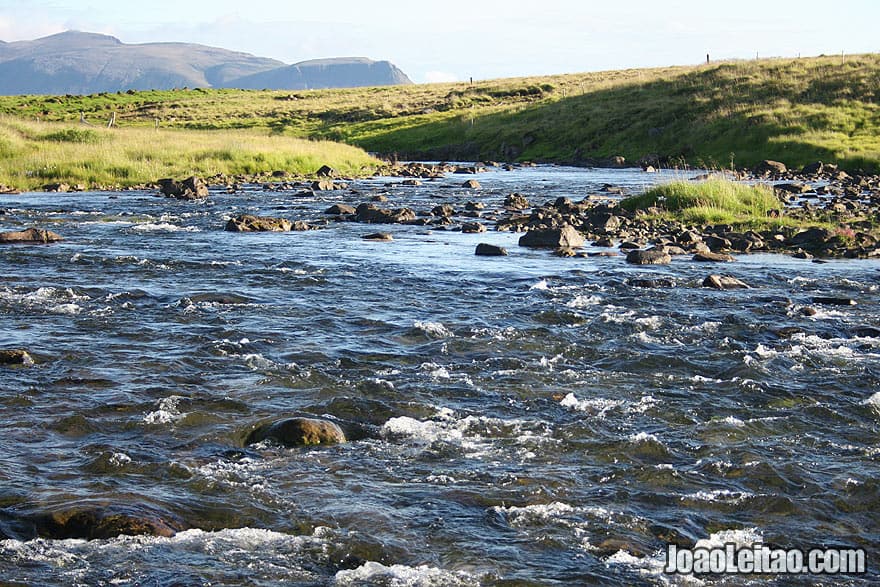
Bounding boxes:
518 225 585 248
225 215 292 232
158 176 209 199
0 227 63 244
354 203 416 224
703 274 750 290
475 243 508 256
245 417 347 447
626 248 672 265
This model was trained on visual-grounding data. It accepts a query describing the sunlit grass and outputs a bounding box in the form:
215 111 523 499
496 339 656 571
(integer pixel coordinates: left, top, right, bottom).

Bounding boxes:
621 179 786 227
0 117 380 189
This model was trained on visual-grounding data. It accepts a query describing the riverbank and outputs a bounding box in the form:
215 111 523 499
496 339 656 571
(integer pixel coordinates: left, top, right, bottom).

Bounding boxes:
0 117 381 191
2 54 878 173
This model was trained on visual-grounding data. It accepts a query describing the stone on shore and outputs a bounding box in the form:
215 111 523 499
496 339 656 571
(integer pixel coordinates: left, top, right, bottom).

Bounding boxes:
315 165 337 178
626 248 672 265
245 417 347 447
0 349 34 366
0 227 63 244
753 160 787 176
518 225 585 248
225 215 292 232
703 274 750 290
475 243 508 256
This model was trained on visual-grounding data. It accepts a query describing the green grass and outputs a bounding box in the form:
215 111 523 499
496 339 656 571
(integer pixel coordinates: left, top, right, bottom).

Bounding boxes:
621 179 782 222
0 117 381 190
1 54 878 171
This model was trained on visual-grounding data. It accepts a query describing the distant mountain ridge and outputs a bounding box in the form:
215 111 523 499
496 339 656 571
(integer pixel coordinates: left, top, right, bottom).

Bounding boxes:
0 31 413 95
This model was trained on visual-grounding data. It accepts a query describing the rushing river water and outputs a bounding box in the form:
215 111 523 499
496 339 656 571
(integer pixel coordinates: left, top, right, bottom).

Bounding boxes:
1 166 878 586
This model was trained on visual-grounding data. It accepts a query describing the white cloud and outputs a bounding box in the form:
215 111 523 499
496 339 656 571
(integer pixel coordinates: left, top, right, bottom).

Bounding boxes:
423 71 459 84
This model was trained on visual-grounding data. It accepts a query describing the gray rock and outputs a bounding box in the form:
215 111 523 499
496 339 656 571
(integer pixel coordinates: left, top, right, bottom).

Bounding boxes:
245 417 347 447
693 251 736 262
703 274 750 290
324 203 356 215
518 225 585 248
461 222 486 234
626 249 672 265
0 228 63 244
225 215 292 232
475 243 508 256
362 232 393 241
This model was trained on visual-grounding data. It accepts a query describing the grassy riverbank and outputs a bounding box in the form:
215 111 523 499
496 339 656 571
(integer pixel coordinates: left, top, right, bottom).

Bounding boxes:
0 117 380 190
1 54 878 173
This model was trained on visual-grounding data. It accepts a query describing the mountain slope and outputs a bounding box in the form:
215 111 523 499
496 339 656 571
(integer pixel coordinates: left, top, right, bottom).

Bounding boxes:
229 57 412 90
0 31 412 95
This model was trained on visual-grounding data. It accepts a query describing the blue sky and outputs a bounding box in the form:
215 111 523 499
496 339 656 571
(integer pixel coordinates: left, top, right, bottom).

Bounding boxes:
1 0 878 83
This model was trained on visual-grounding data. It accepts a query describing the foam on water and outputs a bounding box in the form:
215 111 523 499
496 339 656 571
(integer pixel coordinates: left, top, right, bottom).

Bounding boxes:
143 395 186 424
129 222 201 232
334 561 478 586
413 320 453 338
561 393 657 419
380 410 555 460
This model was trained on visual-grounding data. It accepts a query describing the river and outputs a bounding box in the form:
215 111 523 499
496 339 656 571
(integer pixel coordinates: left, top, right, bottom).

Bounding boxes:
1 166 878 585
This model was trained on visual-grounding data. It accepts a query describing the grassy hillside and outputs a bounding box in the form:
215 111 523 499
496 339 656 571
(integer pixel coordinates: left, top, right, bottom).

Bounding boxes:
0 117 380 190
0 54 878 173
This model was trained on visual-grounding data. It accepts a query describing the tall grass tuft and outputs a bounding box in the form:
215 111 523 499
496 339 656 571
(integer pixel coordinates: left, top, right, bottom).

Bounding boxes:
620 179 782 225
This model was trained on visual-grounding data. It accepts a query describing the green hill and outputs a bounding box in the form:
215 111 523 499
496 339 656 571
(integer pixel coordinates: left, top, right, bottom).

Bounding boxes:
1 53 878 174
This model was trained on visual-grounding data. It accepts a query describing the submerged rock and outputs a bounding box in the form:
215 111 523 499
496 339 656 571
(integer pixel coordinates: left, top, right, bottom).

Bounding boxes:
245 417 347 447
225 215 292 232
0 227 63 244
626 248 672 265
812 296 856 306
703 274 750 290
475 243 508 256
518 225 585 248
35 503 186 540
362 232 393 241
0 349 34 366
